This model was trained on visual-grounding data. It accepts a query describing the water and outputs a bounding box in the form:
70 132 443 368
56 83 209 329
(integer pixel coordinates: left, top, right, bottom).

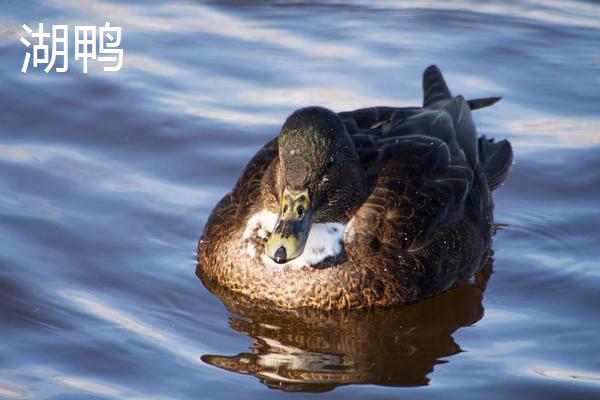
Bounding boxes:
0 0 599 398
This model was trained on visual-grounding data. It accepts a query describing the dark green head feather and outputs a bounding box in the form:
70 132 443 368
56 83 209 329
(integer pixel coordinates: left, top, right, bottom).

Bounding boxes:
278 106 348 190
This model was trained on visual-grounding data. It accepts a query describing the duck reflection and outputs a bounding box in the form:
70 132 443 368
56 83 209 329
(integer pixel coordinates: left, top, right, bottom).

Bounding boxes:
198 262 492 392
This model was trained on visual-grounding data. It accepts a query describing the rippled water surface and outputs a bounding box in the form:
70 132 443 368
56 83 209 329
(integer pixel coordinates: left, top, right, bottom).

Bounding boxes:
1 0 600 398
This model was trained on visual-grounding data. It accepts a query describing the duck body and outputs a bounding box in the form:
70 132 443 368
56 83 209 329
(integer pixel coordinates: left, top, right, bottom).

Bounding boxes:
198 65 512 310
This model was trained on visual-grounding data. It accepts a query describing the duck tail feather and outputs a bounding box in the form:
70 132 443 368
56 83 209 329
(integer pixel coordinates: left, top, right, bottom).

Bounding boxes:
423 65 452 108
468 97 502 110
478 136 513 191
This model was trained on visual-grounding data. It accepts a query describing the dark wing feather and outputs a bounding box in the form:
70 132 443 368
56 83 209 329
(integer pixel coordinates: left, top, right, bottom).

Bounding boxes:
423 65 452 108
231 138 278 218
207 138 278 229
467 97 501 110
478 136 513 190
357 136 472 252
342 66 505 170
340 106 422 138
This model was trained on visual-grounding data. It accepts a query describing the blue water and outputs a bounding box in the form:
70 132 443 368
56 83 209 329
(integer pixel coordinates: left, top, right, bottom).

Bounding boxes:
0 1 599 398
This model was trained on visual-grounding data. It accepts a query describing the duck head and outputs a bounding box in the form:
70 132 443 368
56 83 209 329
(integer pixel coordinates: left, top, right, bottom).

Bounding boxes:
266 106 364 264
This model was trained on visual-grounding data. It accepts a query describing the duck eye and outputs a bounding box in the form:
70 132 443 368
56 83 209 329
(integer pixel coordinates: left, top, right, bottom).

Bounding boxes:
325 157 334 169
296 204 304 218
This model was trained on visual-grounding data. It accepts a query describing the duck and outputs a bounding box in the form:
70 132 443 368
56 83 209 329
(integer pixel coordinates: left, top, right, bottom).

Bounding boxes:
197 65 513 310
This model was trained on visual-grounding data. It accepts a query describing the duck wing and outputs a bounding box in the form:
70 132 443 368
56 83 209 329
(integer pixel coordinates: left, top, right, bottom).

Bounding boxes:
339 65 511 188
353 135 473 252
209 138 278 227
342 78 475 164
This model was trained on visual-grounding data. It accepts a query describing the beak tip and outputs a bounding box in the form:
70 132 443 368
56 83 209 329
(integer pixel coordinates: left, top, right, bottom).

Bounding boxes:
273 246 288 264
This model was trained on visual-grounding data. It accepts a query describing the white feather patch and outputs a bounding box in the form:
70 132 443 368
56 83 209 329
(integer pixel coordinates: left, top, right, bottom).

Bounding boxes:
260 222 347 269
243 210 278 258
287 222 346 268
244 210 348 268
243 210 278 240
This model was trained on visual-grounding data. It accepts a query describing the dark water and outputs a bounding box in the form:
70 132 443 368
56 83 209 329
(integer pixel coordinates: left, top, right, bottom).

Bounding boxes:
1 0 599 398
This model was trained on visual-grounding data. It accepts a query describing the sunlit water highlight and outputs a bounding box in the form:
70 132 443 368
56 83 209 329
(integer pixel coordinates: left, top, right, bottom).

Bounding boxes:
0 0 599 399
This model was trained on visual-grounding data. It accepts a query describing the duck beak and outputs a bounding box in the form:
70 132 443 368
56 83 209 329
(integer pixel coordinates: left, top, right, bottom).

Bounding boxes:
266 189 313 264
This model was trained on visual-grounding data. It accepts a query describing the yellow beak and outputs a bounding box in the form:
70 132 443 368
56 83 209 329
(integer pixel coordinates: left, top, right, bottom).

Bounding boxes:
266 189 313 264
